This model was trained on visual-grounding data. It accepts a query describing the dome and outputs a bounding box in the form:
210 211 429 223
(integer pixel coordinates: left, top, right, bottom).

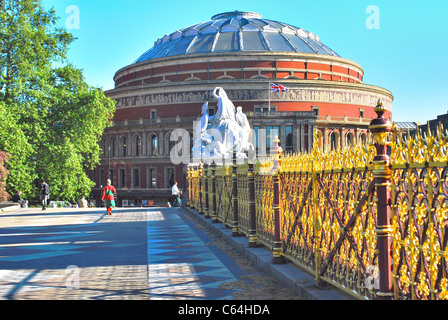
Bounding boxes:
134 11 340 63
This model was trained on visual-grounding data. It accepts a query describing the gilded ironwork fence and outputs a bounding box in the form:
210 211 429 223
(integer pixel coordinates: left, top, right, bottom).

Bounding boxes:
186 101 448 300
254 158 276 250
389 125 448 300
279 138 378 299
215 162 233 229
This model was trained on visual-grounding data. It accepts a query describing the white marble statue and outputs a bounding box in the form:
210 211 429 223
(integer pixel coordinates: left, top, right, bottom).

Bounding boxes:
235 106 251 154
192 102 210 159
213 87 236 122
192 87 253 162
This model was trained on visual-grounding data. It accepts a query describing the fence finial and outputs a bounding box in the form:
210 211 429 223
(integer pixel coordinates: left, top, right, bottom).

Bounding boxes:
369 100 392 168
374 98 385 112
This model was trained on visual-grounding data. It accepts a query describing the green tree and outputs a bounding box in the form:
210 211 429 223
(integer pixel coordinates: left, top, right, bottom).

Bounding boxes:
0 151 10 201
0 0 115 201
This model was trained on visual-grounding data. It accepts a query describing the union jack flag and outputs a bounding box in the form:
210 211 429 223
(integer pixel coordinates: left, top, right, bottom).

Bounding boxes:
270 83 288 92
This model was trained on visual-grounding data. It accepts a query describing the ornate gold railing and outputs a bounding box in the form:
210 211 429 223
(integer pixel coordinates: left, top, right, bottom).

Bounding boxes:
389 125 448 300
188 167 201 211
254 158 276 250
277 132 379 299
186 102 448 300
237 162 250 237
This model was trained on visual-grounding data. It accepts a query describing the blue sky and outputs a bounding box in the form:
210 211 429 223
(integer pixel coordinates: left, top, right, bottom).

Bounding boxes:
41 0 448 123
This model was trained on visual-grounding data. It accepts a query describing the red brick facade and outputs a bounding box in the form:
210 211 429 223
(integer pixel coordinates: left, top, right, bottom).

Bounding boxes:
92 16 393 207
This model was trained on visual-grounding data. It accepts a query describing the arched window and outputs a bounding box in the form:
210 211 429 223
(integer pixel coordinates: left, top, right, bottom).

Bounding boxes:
148 134 158 156
121 136 127 157
360 132 367 145
166 132 175 156
100 139 105 157
285 125 293 153
346 132 354 148
134 134 141 156
329 131 337 151
109 136 115 157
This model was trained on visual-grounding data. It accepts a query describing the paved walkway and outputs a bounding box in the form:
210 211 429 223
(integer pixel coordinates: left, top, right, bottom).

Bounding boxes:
0 207 148 299
146 208 244 299
0 206 311 300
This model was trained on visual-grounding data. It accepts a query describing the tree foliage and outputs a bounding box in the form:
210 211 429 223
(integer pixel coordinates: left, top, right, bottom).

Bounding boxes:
0 151 10 201
0 0 115 201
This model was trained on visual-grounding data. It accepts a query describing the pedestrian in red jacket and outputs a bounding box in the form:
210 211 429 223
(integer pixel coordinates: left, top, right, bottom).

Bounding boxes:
102 179 117 215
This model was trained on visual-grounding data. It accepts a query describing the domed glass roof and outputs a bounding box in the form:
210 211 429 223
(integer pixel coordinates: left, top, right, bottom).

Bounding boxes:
134 11 340 63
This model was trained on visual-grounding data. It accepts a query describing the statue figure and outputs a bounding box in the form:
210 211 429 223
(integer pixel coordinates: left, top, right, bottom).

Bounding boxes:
198 102 209 138
191 87 253 163
192 102 210 160
235 106 251 153
213 87 236 124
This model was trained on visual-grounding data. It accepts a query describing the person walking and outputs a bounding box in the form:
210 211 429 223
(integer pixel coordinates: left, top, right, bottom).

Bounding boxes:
102 179 117 215
40 180 50 210
168 181 181 207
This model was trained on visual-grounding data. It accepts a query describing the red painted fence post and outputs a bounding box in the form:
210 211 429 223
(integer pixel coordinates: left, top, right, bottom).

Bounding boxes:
369 100 393 300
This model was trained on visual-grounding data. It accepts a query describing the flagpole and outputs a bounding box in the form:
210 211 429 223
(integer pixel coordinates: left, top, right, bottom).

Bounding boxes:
268 81 271 112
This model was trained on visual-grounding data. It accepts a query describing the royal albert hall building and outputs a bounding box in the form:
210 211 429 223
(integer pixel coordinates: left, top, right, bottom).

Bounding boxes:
90 11 393 206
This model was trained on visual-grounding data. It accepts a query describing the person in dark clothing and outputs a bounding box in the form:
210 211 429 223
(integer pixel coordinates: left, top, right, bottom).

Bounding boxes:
12 191 28 208
40 180 50 210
